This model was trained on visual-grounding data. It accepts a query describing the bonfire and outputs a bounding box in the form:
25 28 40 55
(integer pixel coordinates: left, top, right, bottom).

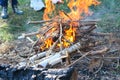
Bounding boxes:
19 0 114 71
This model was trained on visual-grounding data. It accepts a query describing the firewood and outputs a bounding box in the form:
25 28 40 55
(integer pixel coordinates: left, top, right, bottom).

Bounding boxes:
32 42 81 67
67 47 109 68
48 46 108 68
62 19 99 27
29 38 102 64
27 19 53 24
26 37 34 43
88 46 109 55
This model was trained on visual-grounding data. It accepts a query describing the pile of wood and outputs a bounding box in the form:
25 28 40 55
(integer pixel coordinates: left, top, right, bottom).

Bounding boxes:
18 18 119 73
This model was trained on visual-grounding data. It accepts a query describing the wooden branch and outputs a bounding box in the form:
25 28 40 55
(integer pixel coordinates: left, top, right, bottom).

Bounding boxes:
88 47 109 55
63 19 100 27
67 52 90 67
29 51 47 63
30 37 60 62
27 19 53 24
19 19 98 39
61 10 72 20
59 20 63 52
77 24 96 37
67 47 109 67
26 37 34 43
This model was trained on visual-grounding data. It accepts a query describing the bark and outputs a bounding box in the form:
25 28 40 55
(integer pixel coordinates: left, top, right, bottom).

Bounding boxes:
33 42 81 68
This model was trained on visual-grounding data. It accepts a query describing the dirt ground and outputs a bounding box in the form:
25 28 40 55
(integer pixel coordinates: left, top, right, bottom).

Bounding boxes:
0 33 120 80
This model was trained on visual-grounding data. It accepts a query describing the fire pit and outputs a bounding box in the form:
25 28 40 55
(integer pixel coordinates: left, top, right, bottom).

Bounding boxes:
18 0 101 68
1 0 119 80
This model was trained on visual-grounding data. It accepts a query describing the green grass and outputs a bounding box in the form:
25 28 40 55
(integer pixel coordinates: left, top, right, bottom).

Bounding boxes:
93 0 120 34
0 0 44 42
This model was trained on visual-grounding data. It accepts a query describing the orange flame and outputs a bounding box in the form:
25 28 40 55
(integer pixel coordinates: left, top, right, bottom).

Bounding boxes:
39 0 100 50
64 24 76 42
43 0 55 20
40 37 53 50
57 24 76 48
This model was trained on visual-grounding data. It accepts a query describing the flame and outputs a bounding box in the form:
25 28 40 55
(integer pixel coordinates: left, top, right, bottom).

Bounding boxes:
63 24 76 47
59 0 100 26
38 0 100 51
43 0 55 20
40 27 57 50
40 37 53 50
64 24 76 42
57 24 76 48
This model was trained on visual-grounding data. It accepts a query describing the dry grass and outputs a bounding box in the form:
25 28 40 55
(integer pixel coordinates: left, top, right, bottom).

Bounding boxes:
0 42 15 54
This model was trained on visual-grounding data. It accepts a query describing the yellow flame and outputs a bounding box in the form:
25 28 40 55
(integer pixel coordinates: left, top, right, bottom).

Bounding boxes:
43 0 55 20
40 37 53 50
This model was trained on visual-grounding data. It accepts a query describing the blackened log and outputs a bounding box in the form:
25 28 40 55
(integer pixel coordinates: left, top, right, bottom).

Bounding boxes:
0 64 77 80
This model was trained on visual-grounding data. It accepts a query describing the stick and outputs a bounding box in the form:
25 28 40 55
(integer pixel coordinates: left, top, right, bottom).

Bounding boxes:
59 20 63 52
27 19 53 24
88 47 109 55
67 52 90 67
67 47 109 67
26 37 34 43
